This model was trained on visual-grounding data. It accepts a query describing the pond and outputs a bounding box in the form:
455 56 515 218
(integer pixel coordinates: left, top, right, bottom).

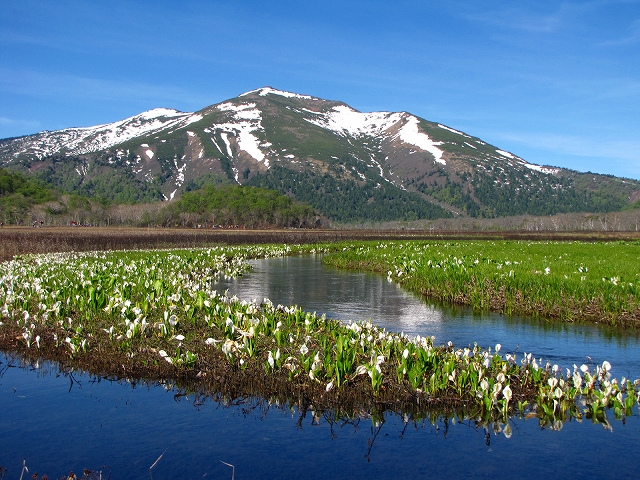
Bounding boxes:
217 256 640 380
1 255 639 479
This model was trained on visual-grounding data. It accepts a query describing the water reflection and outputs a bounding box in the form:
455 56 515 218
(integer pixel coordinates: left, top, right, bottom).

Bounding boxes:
2 256 640 478
1 353 638 480
216 255 640 379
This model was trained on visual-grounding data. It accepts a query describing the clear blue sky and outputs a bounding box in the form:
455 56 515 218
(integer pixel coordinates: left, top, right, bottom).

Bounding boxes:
2 0 639 179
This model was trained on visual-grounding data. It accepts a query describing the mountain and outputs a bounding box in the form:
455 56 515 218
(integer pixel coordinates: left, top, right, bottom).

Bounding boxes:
1 86 638 222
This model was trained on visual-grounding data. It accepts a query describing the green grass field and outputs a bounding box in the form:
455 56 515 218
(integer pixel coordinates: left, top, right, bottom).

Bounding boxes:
324 240 640 328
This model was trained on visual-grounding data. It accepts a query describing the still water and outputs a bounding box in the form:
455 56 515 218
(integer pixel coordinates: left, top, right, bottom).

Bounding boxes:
1 255 639 479
217 256 640 379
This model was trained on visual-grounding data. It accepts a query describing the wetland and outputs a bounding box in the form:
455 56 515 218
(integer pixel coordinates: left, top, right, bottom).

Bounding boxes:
1 238 639 478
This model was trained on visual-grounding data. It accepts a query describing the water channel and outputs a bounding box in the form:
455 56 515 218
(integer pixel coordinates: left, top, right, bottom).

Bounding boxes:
1 255 639 479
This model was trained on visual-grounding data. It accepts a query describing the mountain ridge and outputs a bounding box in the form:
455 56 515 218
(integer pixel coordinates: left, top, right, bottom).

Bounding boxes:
1 87 638 222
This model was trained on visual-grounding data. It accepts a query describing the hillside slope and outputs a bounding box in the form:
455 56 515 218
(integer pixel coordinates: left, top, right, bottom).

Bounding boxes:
2 87 638 222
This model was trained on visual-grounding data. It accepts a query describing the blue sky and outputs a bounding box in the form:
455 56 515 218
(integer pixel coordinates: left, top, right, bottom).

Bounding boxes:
1 0 639 179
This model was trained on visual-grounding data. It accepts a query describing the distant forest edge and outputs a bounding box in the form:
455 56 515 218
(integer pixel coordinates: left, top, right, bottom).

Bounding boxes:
8 150 640 224
1 167 640 230
0 168 319 228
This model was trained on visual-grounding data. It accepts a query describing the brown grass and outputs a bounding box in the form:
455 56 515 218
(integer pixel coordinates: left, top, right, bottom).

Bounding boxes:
2 226 638 262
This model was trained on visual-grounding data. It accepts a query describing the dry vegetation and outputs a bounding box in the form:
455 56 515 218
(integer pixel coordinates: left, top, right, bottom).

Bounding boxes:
1 226 639 262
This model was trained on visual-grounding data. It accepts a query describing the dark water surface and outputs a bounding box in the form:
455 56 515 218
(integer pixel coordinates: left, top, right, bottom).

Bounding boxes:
1 255 639 479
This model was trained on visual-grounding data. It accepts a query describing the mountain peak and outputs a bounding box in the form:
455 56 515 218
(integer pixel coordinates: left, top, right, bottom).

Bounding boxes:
238 86 315 100
1 87 638 221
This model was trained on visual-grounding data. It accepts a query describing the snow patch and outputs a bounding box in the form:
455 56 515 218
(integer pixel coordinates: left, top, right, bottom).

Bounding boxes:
303 105 403 137
217 102 261 120
523 162 560 174
145 149 154 159
5 107 205 158
464 142 477 149
438 124 470 138
174 158 187 187
396 116 445 165
212 102 268 165
139 108 185 120
236 126 266 165
210 137 223 154
284 154 295 159
496 149 515 159
220 133 233 158
240 87 313 100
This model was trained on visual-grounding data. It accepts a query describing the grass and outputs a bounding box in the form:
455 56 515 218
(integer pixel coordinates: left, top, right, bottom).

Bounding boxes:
324 240 640 328
1 242 639 432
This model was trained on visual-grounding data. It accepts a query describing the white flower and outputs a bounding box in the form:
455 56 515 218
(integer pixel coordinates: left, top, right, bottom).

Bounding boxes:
173 334 185 341
158 350 172 364
544 267 550 275
573 372 583 389
503 385 512 402
602 360 611 372
204 338 217 346
326 381 334 392
493 382 503 396
222 339 237 357
267 351 275 369
300 344 309 355
495 343 501 353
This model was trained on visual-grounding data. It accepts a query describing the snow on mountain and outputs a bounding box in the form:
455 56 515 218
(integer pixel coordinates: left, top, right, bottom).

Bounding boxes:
396 116 445 165
3 108 205 160
522 162 560 174
2 86 638 221
0 86 568 196
302 104 404 137
438 123 471 138
215 101 269 168
239 86 314 100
